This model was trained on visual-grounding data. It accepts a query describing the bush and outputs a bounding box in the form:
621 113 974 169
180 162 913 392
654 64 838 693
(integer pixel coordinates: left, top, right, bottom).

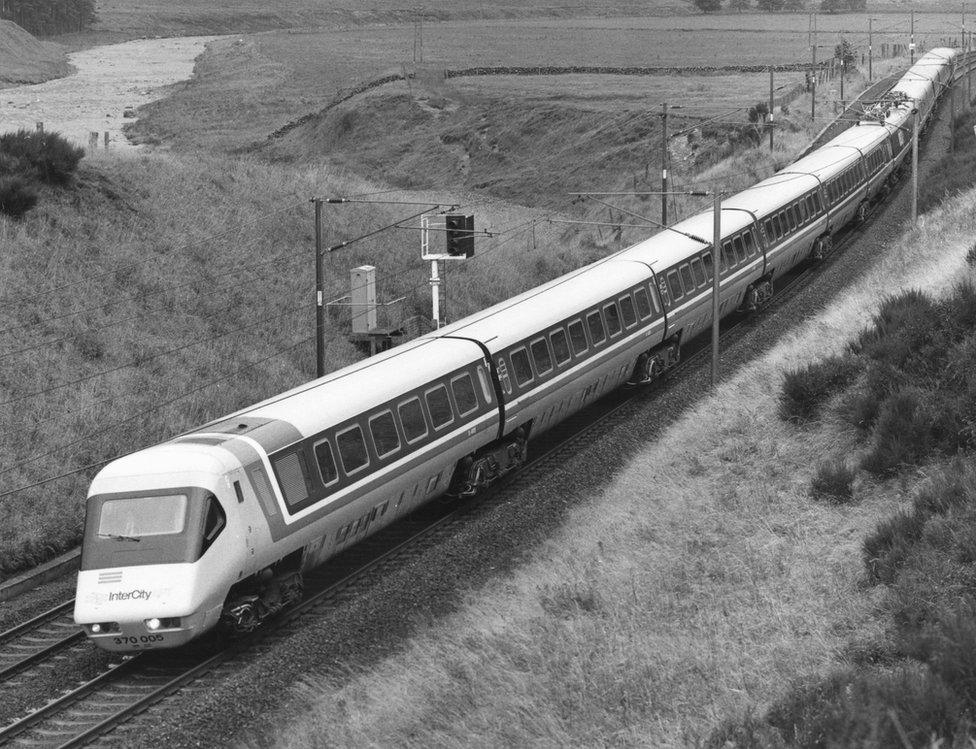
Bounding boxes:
778 354 859 423
0 129 85 185
767 668 964 747
863 508 925 583
810 459 856 503
0 175 39 218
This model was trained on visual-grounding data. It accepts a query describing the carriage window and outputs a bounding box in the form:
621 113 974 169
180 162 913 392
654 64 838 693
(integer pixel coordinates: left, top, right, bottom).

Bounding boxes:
530 338 553 375
619 295 637 327
788 206 798 230
313 439 338 486
806 195 816 215
796 200 807 223
476 366 493 403
425 385 454 429
721 241 735 271
510 348 533 386
336 426 369 475
604 303 622 337
398 397 427 444
634 288 652 319
587 311 606 345
451 374 479 415
763 218 774 241
666 270 683 300
732 236 746 263
742 230 756 256
369 411 399 458
701 252 714 282
690 259 706 287
550 329 571 364
679 264 695 293
568 319 588 354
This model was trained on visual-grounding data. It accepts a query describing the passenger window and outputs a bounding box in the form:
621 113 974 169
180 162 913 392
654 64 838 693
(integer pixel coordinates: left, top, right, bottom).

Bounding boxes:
797 201 806 223
314 439 338 485
679 264 695 293
273 452 310 508
604 303 621 337
337 425 369 474
398 397 427 444
550 329 571 364
452 374 479 415
568 319 588 354
667 270 683 299
742 231 756 256
587 311 606 345
476 366 493 403
732 236 746 263
763 219 774 241
510 348 533 386
634 288 652 319
788 206 798 231
530 338 553 375
690 259 706 287
619 295 637 327
701 252 713 281
721 240 735 271
426 385 454 429
369 411 399 458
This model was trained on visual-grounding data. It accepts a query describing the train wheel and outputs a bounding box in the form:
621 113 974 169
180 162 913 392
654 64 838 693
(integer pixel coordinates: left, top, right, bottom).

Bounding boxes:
812 235 832 261
856 202 869 223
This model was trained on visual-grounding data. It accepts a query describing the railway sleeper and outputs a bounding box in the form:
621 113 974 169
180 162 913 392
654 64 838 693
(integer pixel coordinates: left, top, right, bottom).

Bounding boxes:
630 338 680 384
447 425 529 498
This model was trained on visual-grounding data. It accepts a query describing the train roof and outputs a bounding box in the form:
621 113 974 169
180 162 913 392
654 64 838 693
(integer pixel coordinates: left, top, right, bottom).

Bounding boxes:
614 208 753 269
779 142 861 181
722 170 820 215
432 257 657 351
827 121 892 152
193 337 484 440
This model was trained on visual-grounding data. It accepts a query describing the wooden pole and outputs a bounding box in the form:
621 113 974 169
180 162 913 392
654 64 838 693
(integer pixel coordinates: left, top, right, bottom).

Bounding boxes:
711 193 721 387
869 18 873 82
661 102 669 226
811 43 818 122
314 198 325 378
769 67 775 152
911 10 916 65
911 109 919 225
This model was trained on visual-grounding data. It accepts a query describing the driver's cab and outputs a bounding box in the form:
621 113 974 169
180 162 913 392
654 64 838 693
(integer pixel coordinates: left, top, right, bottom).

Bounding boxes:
81 487 226 571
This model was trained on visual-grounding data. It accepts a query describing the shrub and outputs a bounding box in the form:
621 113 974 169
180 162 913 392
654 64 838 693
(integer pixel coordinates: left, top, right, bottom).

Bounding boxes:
838 362 903 433
0 175 39 218
860 388 964 476
0 129 85 185
810 459 856 503
778 354 859 423
863 508 925 584
768 667 964 747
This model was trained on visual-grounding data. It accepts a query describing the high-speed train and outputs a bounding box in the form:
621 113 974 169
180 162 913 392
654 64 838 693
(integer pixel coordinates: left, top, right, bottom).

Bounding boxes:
75 49 959 651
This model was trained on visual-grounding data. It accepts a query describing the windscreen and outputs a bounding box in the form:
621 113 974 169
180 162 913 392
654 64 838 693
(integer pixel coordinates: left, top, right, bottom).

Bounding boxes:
97 494 188 537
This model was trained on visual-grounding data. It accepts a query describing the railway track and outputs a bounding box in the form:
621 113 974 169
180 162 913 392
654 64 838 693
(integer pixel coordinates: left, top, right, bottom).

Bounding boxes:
0 601 85 683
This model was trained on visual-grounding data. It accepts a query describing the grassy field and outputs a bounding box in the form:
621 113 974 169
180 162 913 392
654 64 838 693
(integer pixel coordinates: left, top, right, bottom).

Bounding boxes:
125 13 925 153
266 181 976 747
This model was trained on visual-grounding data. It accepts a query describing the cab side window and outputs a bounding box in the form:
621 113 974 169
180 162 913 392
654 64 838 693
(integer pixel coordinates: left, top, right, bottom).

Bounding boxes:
200 495 226 556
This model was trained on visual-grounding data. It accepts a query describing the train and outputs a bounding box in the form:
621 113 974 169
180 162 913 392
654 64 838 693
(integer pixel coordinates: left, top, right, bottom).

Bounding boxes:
74 48 959 651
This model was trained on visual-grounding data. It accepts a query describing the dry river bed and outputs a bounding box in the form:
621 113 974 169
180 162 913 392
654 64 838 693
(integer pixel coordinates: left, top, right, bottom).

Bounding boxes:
0 74 957 749
0 36 218 152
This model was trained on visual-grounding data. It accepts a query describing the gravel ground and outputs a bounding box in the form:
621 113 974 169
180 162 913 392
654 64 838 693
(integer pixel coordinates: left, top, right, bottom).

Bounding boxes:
0 35 219 152
111 88 956 749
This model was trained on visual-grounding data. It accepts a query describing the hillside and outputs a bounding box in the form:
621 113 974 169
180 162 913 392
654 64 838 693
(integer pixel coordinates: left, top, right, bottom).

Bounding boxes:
0 20 70 87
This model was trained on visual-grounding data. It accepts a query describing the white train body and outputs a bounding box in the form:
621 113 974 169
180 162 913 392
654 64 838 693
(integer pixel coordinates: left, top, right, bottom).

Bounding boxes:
75 49 959 651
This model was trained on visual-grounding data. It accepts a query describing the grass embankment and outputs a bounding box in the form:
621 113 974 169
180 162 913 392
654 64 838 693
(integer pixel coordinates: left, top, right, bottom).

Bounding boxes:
265 194 976 744
0 20 69 86
0 153 576 578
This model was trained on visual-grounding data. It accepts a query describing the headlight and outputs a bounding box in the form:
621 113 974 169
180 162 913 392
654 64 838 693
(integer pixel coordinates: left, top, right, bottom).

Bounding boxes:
88 622 120 634
144 617 181 631
145 618 161 631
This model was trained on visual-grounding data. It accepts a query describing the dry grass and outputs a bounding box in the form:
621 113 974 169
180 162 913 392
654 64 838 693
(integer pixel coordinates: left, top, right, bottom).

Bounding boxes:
265 187 976 746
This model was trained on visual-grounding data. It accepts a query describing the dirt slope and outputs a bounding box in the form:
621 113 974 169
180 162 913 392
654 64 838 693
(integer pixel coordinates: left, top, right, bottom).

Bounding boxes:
0 20 70 88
